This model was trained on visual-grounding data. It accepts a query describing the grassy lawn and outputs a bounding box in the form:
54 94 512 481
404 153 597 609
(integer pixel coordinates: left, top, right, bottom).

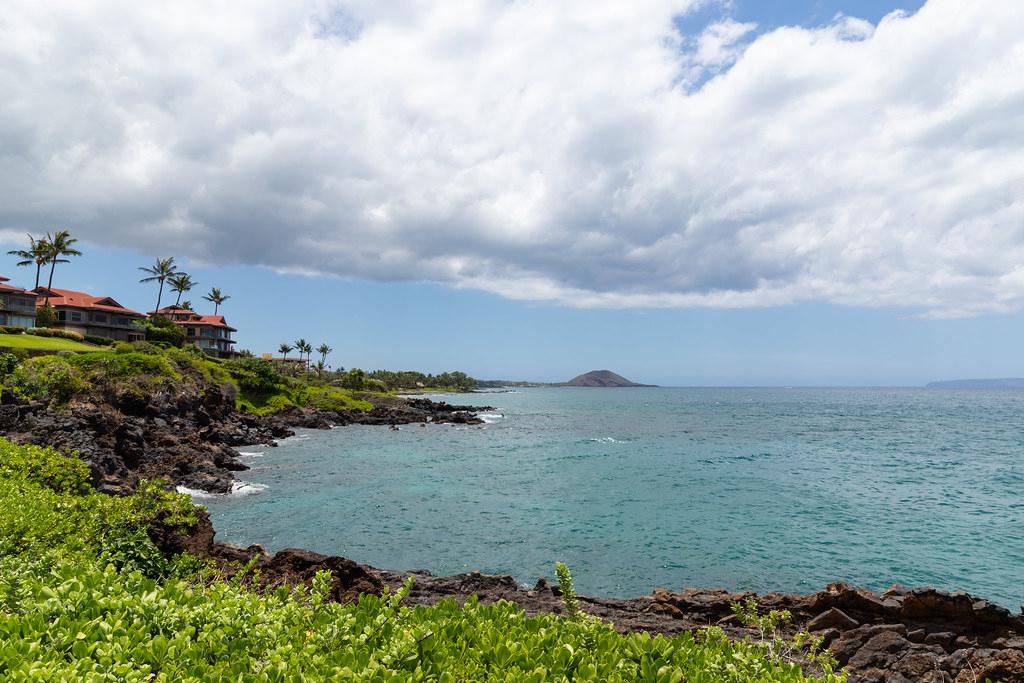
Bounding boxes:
0 333 99 352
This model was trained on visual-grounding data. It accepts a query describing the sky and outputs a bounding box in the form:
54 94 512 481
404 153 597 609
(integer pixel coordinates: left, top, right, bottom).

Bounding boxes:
1 0 1022 386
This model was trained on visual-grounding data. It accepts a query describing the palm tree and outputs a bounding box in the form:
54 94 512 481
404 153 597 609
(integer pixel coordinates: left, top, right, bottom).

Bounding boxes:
169 272 197 307
314 360 327 378
317 343 333 366
138 257 178 313
203 287 230 315
295 339 312 372
41 230 82 305
7 235 54 289
180 300 193 311
278 343 293 361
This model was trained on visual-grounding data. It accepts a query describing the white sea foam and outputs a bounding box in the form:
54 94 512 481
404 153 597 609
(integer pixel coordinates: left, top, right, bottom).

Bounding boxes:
176 485 215 499
479 413 504 424
231 481 268 496
177 481 268 498
237 451 265 457
589 437 621 443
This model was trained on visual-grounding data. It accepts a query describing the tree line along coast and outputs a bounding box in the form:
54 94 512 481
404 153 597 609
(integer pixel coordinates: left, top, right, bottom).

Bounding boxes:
1 230 478 392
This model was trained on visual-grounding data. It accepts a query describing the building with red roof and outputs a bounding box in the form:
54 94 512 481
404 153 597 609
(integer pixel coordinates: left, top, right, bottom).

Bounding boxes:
0 276 38 329
34 287 145 341
150 307 237 358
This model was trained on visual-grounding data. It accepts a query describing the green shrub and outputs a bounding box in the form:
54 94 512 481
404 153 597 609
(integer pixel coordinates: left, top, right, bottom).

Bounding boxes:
165 347 234 385
555 561 581 619
266 394 295 410
132 479 198 531
295 385 372 412
365 378 389 392
26 327 85 342
34 305 57 328
340 367 366 391
0 325 23 335
69 351 178 380
0 352 20 377
135 318 184 346
0 440 92 496
115 340 161 355
224 357 282 393
0 439 200 578
99 524 171 577
730 598 843 677
83 334 116 346
8 356 85 402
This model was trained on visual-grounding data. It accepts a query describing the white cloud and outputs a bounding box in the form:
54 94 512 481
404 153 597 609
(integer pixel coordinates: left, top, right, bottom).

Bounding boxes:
0 0 1022 317
693 18 757 69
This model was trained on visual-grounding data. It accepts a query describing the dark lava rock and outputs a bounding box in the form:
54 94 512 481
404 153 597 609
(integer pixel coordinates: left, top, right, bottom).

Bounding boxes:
808 607 859 632
0 374 489 495
258 548 384 603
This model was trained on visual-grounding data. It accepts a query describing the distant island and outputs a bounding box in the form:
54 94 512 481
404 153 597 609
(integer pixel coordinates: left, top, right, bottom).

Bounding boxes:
926 378 1024 389
565 370 656 387
476 370 656 388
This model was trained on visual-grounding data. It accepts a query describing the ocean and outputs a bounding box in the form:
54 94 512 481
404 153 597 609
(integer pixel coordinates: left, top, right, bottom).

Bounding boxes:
197 387 1024 608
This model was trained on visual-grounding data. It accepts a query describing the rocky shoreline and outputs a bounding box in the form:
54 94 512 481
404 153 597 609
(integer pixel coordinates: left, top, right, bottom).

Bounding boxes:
3 385 1022 681
156 506 1024 683
0 385 492 494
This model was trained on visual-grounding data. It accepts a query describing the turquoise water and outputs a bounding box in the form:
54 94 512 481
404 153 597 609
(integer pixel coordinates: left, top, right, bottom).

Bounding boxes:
200 388 1024 608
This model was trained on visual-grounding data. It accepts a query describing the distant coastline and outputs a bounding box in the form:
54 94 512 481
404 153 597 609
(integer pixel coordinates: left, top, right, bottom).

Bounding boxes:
926 377 1024 389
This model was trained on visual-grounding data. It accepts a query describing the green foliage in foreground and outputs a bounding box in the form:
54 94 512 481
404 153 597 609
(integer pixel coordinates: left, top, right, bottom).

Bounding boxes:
0 438 843 682
0 440 197 575
0 564 844 682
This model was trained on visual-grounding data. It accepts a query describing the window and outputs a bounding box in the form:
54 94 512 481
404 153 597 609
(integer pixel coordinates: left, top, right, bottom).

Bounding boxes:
58 311 67 321
112 316 128 326
187 327 196 336
70 311 82 322
92 313 107 323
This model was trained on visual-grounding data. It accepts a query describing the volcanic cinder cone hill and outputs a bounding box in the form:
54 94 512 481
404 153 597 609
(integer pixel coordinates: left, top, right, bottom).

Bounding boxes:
564 370 656 387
